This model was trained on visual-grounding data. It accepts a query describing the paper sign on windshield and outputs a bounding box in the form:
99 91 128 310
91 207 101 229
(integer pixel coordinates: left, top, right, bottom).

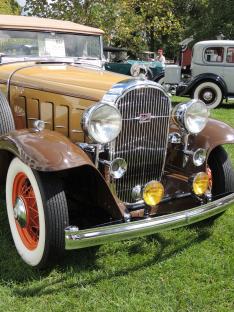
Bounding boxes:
43 38 66 57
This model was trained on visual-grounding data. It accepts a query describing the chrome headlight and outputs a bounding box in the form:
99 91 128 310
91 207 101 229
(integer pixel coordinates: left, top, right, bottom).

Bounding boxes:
173 99 209 134
82 103 122 144
193 148 206 166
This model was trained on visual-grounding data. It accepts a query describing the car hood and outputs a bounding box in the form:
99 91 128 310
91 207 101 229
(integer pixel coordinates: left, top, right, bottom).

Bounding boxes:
0 62 128 101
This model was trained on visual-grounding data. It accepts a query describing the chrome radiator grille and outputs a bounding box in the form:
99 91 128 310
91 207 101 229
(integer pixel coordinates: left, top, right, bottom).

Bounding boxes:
113 86 171 203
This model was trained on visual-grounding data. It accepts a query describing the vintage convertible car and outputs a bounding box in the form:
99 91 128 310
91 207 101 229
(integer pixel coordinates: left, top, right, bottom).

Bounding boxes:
0 15 234 268
104 46 164 80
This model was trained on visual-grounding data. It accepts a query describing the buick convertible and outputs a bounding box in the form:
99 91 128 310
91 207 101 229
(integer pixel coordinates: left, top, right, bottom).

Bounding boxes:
0 15 234 268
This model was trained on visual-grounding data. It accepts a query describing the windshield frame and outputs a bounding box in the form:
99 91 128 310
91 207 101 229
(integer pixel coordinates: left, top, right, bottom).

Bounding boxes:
0 28 104 65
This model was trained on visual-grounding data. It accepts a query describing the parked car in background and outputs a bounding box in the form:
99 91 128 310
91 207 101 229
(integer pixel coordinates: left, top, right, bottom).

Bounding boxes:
0 15 234 268
104 47 164 80
157 40 234 108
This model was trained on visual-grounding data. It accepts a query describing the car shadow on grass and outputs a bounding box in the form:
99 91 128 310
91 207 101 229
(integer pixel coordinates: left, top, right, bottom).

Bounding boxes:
3 222 214 298
219 102 234 109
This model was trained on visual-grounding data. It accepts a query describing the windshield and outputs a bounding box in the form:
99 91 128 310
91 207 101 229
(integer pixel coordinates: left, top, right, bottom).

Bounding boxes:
137 52 155 61
0 30 102 62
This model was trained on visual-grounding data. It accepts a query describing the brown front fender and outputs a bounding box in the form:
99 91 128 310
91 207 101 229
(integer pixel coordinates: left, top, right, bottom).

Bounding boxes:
0 128 93 171
0 129 126 219
191 118 234 156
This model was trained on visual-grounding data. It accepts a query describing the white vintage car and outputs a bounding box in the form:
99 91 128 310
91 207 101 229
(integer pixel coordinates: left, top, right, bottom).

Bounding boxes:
158 40 234 108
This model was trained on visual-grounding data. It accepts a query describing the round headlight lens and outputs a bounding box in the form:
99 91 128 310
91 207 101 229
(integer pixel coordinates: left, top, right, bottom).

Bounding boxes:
82 103 122 144
184 100 209 134
173 99 209 134
193 148 207 166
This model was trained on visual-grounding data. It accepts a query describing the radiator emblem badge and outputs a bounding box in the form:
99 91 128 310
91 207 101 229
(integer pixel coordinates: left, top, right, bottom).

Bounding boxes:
139 113 152 123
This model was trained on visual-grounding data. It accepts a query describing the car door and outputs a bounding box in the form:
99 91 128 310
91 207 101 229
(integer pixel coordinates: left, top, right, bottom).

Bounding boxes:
223 46 234 93
192 46 225 78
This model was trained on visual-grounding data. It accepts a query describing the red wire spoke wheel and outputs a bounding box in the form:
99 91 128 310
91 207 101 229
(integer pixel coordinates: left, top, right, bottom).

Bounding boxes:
12 172 39 250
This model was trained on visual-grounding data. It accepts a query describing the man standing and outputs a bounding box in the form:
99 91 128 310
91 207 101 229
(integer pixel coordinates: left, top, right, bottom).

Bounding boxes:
156 48 166 63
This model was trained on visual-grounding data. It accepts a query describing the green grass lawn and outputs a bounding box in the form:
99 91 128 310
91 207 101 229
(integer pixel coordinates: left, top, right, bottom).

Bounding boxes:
0 99 233 312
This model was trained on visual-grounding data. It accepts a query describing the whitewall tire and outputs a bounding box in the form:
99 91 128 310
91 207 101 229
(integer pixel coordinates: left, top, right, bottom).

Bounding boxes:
6 157 69 267
193 81 223 109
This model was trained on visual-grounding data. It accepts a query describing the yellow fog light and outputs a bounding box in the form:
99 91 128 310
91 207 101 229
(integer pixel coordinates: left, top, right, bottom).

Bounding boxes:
143 181 164 206
192 172 209 196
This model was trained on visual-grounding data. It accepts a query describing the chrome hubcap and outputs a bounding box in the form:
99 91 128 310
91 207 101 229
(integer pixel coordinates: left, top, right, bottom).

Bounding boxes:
13 197 27 228
203 91 213 101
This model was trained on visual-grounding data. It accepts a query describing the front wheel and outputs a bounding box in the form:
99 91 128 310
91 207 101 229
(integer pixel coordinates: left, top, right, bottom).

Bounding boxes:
6 157 69 267
195 146 234 226
208 146 234 197
193 81 223 109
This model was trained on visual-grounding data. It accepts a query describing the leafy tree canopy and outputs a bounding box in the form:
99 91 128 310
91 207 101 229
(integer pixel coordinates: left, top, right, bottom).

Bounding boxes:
0 0 21 14
24 0 183 56
187 0 234 40
174 0 234 41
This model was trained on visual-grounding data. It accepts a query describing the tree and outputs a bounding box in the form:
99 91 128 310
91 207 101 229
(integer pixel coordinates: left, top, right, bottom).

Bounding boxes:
173 0 234 41
0 0 21 14
24 0 183 55
193 0 234 40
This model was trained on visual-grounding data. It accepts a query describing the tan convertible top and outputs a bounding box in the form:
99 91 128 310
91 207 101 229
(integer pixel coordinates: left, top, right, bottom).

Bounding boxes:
0 15 104 35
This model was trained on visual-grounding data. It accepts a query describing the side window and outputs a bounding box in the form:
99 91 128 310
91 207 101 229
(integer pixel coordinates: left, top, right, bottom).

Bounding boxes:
226 47 234 63
204 47 224 62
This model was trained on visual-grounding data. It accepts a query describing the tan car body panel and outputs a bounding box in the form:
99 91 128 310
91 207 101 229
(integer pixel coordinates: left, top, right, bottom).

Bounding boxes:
0 62 127 142
0 62 127 102
0 61 130 219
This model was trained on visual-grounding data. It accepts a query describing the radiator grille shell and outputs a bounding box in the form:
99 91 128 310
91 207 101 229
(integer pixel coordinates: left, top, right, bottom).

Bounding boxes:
112 85 171 203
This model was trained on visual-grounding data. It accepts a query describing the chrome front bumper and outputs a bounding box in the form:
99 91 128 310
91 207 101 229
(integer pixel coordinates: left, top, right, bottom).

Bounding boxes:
65 193 234 250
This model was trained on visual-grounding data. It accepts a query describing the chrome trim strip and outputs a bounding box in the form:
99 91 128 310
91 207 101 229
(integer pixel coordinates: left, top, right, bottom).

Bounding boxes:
101 78 169 104
65 193 234 250
7 64 37 103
